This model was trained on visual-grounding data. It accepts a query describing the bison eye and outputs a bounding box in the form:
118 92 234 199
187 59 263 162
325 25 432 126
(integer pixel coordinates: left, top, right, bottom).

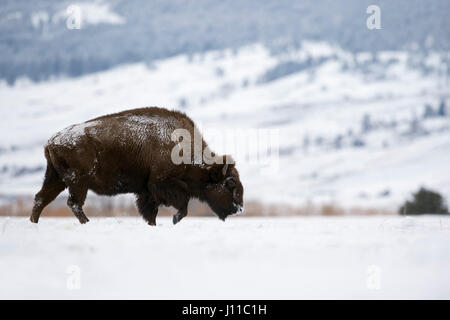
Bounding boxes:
225 179 235 190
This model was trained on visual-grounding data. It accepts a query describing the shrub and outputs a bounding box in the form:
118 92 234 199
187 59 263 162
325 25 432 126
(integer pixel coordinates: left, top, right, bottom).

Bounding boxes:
399 187 449 215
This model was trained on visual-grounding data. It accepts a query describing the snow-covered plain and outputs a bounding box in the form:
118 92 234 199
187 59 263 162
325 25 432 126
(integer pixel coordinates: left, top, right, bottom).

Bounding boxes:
1 216 449 299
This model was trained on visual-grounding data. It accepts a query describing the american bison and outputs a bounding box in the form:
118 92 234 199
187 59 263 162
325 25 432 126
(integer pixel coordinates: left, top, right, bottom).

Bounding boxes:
30 107 244 225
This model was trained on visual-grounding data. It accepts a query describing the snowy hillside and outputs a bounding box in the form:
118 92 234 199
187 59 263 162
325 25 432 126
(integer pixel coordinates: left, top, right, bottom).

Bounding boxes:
0 42 449 209
2 0 449 83
1 216 449 299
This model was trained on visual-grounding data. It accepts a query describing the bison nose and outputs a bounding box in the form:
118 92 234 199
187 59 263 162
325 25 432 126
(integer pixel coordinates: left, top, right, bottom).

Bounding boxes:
235 204 244 214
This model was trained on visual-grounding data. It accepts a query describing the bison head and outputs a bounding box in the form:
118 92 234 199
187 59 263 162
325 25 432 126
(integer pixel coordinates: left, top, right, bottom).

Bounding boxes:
204 157 244 221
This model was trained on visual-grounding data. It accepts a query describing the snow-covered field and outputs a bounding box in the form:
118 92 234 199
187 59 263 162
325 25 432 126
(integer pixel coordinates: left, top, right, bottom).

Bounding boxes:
1 216 449 299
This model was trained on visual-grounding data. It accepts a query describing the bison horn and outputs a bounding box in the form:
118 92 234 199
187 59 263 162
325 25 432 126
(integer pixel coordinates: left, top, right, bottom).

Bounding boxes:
223 176 233 185
222 163 228 176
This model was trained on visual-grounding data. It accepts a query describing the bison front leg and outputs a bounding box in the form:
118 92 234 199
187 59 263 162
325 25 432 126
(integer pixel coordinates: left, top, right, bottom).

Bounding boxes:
159 178 189 225
136 192 158 226
172 202 188 225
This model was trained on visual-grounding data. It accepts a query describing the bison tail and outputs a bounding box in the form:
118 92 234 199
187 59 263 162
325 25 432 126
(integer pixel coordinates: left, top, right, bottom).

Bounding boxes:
43 146 62 179
44 146 57 167
44 146 51 161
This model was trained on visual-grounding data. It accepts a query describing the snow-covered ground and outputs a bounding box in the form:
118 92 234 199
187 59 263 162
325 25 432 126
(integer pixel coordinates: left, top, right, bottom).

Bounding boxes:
1 41 449 208
1 216 449 299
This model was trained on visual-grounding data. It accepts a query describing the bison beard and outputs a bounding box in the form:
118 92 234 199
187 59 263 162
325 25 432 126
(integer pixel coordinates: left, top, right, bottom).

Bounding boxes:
30 107 244 225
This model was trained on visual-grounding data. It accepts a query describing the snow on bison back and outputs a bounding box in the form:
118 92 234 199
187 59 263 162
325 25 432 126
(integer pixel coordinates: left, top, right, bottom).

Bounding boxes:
30 107 244 225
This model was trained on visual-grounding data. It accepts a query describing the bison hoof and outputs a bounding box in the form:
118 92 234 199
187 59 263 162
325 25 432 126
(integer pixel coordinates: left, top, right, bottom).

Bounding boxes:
78 217 89 224
30 216 39 223
173 214 182 225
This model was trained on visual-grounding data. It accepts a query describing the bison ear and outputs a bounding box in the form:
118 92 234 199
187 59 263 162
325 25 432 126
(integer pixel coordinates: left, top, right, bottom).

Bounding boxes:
207 164 222 182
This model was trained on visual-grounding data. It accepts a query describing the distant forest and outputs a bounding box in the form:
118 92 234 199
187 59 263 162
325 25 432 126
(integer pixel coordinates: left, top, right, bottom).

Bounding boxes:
1 0 449 84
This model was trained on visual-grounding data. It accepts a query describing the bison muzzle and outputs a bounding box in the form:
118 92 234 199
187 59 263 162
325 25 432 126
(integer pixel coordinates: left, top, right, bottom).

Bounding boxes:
30 107 244 225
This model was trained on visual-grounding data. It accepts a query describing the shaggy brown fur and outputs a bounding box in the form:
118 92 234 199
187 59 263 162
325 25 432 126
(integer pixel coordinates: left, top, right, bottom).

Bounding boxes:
30 107 244 225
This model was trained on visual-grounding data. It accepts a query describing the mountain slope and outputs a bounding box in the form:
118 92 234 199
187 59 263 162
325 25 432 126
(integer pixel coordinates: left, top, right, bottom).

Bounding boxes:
1 0 450 83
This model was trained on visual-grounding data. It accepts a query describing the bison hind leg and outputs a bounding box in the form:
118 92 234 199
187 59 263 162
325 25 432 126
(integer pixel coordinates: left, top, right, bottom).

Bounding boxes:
136 192 158 226
67 186 89 224
31 161 66 223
